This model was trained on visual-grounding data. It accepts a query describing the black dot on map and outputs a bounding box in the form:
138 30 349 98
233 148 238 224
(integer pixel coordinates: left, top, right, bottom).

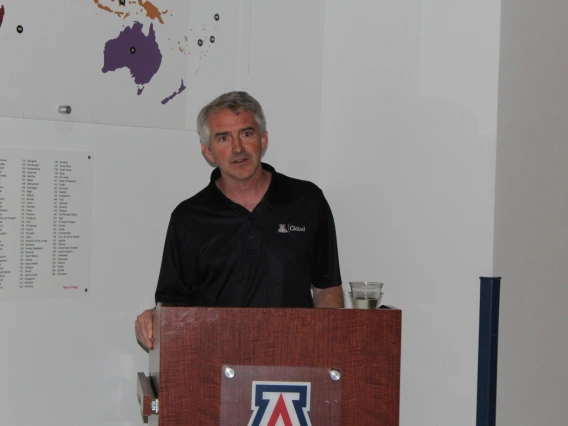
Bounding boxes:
130 46 136 54
17 25 24 34
214 14 220 21
210 36 215 43
198 39 203 46
119 0 126 5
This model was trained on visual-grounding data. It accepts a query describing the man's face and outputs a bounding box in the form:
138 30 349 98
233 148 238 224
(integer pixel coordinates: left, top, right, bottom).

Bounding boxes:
202 108 268 183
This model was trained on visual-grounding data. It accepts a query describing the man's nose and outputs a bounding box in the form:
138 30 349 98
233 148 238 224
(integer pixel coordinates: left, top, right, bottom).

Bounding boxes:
232 137 245 153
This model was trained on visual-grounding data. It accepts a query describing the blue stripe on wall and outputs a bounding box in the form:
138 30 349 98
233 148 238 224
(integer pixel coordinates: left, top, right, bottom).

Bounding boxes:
476 277 501 426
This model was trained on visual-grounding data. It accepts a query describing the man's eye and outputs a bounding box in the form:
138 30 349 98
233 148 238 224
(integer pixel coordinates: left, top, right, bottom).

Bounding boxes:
244 131 251 137
221 136 227 141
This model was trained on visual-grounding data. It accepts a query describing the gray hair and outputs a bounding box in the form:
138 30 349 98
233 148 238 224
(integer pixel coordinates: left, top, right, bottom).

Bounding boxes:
196 91 267 147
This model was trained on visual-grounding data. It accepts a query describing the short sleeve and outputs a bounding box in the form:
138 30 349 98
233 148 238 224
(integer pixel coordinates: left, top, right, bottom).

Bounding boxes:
311 192 342 289
154 218 198 306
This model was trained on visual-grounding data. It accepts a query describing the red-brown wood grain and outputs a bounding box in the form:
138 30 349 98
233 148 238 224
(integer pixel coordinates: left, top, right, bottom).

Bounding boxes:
148 305 401 426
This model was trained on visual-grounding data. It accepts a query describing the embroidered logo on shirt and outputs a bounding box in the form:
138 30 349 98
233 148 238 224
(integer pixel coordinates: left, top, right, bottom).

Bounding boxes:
278 224 306 233
247 382 312 426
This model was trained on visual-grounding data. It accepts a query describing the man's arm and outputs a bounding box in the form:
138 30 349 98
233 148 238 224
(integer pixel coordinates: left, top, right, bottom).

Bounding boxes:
312 286 344 308
135 217 192 351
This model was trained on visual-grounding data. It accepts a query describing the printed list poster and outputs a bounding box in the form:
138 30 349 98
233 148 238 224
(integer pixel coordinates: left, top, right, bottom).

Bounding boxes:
0 148 93 299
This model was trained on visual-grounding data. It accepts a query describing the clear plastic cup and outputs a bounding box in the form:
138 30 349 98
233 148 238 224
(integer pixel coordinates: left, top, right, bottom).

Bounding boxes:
349 282 383 309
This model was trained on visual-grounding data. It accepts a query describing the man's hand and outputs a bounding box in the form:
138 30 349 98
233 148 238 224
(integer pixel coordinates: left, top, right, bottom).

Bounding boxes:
135 308 156 350
313 286 344 308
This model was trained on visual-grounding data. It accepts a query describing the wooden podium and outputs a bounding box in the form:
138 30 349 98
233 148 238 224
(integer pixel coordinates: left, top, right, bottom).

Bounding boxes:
138 304 401 425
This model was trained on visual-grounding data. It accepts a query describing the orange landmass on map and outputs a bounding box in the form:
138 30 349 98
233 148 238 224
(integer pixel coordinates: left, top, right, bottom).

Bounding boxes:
0 5 5 29
93 0 157 21
93 0 124 17
93 0 113 13
138 0 164 24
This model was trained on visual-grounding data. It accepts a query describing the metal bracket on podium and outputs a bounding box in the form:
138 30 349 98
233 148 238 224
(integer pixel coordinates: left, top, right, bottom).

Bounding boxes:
137 372 159 416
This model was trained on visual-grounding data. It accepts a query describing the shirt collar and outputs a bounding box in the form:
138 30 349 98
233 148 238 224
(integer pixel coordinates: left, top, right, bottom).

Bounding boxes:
207 163 279 211
209 162 276 182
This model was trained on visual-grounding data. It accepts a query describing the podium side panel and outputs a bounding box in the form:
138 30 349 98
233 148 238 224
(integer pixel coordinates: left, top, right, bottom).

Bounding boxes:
149 304 162 394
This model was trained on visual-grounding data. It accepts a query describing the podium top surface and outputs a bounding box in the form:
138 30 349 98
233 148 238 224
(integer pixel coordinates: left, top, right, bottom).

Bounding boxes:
156 303 400 311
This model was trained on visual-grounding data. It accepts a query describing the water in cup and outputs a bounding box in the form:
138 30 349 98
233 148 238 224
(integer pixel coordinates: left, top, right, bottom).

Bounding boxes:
353 296 381 309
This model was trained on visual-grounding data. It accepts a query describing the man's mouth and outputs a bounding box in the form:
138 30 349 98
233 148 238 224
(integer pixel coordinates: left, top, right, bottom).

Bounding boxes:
233 157 249 164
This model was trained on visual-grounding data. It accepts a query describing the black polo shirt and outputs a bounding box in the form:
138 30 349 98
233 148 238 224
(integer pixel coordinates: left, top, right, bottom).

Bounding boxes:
155 163 342 307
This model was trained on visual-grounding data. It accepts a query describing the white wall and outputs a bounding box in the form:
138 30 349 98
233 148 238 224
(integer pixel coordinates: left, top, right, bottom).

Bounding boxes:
320 1 501 425
248 0 325 183
494 1 568 425
13 1 565 425
0 2 325 425
0 120 201 426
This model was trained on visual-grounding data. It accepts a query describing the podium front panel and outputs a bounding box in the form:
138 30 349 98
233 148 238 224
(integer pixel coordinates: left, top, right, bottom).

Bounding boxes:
150 306 401 425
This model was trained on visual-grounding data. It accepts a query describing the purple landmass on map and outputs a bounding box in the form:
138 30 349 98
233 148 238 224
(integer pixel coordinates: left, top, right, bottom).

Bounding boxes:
102 22 162 95
161 80 187 105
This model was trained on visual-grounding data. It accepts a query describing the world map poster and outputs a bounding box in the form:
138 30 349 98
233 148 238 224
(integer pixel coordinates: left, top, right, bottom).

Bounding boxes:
0 0 251 130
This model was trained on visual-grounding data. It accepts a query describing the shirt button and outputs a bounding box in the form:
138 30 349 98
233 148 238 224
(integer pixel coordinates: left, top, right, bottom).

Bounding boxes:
249 233 255 240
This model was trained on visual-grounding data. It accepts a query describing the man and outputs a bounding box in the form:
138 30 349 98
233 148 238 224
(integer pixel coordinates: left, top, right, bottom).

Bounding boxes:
135 91 343 350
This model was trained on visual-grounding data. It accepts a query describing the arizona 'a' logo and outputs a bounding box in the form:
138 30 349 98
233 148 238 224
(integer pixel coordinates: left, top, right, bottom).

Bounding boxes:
247 382 312 426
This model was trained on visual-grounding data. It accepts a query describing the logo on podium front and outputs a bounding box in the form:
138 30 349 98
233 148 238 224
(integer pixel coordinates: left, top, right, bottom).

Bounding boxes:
247 381 312 426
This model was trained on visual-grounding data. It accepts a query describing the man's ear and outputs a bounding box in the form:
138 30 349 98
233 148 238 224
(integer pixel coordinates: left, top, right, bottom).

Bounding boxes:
201 143 215 163
261 131 269 155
